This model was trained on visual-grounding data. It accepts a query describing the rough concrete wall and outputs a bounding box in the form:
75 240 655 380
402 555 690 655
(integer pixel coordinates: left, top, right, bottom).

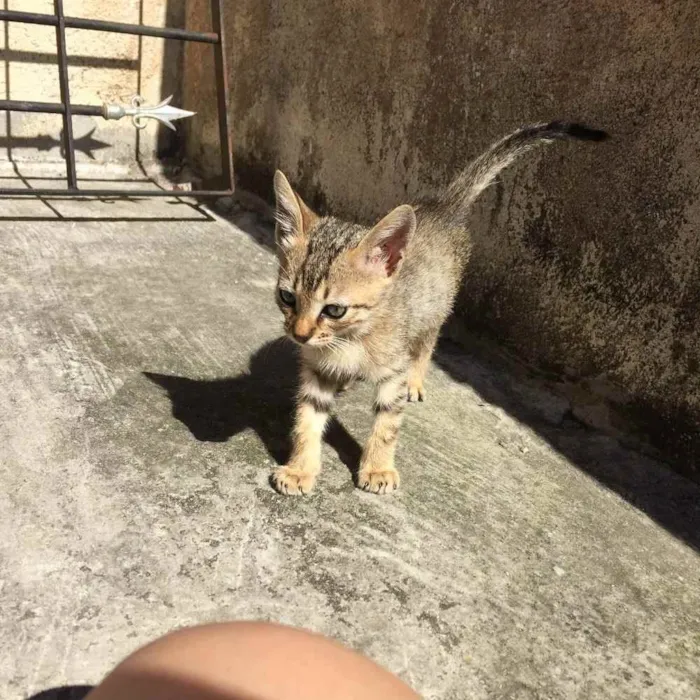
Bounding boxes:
1 0 183 167
184 0 700 479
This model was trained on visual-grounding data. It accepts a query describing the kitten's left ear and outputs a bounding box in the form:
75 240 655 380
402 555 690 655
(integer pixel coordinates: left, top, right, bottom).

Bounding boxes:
273 170 318 249
355 205 416 277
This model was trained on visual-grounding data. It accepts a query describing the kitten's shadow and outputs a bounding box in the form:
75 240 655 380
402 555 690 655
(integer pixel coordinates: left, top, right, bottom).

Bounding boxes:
144 338 362 476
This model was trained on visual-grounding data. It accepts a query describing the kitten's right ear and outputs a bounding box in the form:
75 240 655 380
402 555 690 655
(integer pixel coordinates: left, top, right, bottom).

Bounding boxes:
273 170 318 249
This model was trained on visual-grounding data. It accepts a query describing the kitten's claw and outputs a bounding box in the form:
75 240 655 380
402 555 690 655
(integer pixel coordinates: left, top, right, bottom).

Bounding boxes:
357 468 400 495
407 383 425 402
271 466 317 496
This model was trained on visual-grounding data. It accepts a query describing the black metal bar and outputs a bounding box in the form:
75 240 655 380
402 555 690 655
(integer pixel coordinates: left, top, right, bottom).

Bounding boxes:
0 189 233 197
0 2 233 200
0 10 220 44
53 0 77 190
211 0 234 191
0 99 102 116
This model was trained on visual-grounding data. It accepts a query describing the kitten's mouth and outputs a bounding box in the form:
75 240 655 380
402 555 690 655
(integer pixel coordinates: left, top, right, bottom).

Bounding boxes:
286 332 332 348
307 337 334 347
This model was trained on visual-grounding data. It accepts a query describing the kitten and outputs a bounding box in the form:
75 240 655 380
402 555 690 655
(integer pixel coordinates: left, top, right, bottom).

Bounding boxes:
271 121 607 495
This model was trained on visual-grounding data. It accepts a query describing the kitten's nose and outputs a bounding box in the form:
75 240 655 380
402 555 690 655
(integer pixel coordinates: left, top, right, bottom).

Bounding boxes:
293 320 314 344
293 330 312 344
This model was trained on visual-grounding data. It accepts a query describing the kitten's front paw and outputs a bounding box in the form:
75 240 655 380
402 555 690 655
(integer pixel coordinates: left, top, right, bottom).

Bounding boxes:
272 466 317 496
407 381 425 402
357 467 400 495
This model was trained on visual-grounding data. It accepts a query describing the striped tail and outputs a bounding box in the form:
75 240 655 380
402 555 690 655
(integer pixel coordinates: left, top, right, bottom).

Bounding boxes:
438 121 608 216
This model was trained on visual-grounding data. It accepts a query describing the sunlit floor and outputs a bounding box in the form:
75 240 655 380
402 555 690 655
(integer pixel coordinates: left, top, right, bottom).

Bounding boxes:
1 178 699 700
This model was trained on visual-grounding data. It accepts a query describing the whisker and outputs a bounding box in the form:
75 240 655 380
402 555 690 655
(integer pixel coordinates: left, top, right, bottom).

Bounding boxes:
328 337 351 351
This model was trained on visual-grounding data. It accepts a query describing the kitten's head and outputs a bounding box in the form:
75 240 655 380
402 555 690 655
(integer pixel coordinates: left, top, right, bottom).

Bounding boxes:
273 171 416 347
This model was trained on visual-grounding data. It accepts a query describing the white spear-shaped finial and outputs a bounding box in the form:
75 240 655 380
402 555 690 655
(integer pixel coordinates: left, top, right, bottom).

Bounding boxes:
101 95 196 131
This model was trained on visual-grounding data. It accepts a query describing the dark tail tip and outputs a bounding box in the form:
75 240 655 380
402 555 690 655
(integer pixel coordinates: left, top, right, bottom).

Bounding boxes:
546 121 609 142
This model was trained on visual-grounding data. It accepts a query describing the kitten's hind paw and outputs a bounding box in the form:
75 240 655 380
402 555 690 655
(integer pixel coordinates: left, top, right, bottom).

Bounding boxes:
407 382 425 402
271 466 317 496
357 467 400 495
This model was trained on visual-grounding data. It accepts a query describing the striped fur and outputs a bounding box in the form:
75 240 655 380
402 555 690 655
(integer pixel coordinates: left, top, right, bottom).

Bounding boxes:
271 121 607 495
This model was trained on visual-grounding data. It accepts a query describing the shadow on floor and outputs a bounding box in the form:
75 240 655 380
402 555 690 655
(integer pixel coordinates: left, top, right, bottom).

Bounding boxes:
0 128 110 161
433 336 700 552
144 338 362 478
0 171 214 223
26 686 93 700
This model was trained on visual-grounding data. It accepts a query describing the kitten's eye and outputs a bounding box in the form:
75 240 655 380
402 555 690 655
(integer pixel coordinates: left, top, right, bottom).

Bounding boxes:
279 289 296 307
322 304 347 319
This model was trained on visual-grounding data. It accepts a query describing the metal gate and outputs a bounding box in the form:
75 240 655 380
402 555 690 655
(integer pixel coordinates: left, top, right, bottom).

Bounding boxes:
0 0 232 197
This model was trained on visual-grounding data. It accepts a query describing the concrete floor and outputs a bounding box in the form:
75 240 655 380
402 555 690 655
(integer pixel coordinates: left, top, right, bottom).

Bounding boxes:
1 188 699 700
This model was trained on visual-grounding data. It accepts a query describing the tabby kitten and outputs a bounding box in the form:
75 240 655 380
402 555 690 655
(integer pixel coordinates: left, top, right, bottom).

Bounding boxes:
271 121 607 495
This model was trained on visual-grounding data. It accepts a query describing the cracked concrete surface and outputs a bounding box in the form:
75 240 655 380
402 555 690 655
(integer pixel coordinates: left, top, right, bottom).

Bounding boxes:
1 194 699 700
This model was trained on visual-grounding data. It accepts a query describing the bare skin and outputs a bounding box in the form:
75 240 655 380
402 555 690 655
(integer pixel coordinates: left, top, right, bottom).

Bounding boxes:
86 622 419 700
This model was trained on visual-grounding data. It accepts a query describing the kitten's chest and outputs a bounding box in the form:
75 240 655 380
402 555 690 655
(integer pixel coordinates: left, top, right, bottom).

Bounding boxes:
305 341 384 382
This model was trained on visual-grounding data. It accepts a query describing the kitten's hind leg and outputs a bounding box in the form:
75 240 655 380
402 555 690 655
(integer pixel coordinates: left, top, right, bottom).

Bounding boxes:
407 330 439 402
357 370 407 494
272 365 335 495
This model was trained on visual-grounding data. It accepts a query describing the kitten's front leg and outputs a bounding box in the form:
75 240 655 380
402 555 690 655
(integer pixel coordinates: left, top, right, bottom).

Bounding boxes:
357 370 407 495
272 364 335 495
